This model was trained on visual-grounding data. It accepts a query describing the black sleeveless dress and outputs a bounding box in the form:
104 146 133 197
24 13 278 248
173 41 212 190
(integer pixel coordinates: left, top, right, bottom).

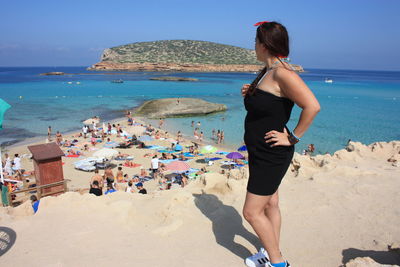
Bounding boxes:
244 88 295 196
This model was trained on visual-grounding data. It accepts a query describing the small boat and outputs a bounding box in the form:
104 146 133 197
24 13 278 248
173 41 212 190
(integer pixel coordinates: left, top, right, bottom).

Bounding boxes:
76 82 81 84
67 81 73 84
325 78 333 83
111 79 124 83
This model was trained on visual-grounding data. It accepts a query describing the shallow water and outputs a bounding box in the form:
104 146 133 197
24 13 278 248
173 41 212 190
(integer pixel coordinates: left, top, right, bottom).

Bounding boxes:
1 67 399 154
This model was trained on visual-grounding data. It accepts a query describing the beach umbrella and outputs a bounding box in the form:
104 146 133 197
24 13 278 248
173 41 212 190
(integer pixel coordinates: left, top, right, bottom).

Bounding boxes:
138 135 154 142
200 145 217 154
226 152 245 159
237 145 247 152
165 161 190 172
127 125 146 136
174 144 183 151
103 141 118 148
93 148 118 158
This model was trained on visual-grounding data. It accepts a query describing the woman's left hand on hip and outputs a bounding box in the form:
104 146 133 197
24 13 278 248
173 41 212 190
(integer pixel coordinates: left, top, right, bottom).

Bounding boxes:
264 128 291 146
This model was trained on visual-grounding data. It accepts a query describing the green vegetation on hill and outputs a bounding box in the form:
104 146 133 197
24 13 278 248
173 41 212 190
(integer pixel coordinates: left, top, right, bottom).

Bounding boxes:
101 40 261 65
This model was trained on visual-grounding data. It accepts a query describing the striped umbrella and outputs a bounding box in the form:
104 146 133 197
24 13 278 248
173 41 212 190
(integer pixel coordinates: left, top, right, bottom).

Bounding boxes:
165 161 191 172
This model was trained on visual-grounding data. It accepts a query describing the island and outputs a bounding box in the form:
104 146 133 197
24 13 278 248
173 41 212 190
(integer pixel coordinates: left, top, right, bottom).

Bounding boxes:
149 76 198 82
134 98 227 118
88 40 304 73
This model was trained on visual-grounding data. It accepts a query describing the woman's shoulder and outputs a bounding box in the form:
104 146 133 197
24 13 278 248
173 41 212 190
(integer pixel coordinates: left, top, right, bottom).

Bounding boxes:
273 65 302 84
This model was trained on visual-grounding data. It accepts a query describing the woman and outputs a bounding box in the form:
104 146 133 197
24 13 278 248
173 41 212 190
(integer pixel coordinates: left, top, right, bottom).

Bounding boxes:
242 21 320 267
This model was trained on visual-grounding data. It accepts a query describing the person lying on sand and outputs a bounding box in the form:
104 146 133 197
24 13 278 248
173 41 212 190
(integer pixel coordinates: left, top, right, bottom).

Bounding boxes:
195 167 207 176
143 152 155 158
124 160 136 167
66 149 82 156
63 140 72 147
161 153 177 160
179 152 188 161
115 152 130 160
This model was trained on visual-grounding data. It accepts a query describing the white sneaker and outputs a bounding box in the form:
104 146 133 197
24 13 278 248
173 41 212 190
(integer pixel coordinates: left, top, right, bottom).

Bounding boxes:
245 248 270 267
260 247 270 261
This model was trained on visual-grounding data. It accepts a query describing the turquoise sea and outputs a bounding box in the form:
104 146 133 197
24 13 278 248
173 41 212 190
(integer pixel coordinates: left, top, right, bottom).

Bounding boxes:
1 67 399 154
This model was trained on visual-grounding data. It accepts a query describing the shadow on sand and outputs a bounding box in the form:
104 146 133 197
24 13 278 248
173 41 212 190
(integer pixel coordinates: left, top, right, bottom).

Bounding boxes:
0 226 17 257
342 247 400 265
193 193 261 259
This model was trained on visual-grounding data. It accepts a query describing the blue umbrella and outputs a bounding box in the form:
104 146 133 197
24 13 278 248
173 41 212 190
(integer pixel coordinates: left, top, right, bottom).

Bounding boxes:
138 135 154 142
237 145 247 151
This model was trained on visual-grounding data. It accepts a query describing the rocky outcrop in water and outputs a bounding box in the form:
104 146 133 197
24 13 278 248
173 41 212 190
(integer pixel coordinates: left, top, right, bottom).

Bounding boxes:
134 98 227 118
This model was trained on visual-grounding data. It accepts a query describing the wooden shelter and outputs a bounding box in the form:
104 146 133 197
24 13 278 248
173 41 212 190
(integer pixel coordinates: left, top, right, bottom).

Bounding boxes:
28 142 66 197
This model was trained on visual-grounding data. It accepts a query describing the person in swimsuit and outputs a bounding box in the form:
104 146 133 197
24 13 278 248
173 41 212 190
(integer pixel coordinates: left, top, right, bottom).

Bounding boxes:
55 131 63 146
47 126 52 141
242 21 320 267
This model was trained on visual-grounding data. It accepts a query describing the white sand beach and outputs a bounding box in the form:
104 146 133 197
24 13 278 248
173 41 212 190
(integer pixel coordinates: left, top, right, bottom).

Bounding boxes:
1 117 399 266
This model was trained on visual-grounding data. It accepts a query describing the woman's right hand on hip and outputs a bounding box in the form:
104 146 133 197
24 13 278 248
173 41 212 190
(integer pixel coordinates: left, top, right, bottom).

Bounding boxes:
241 84 250 97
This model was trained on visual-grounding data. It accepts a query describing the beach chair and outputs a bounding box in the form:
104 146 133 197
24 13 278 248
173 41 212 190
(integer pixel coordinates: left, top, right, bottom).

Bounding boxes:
95 158 110 169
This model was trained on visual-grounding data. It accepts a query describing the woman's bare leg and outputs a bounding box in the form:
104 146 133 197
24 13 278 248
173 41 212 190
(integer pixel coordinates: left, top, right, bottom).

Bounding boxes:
264 190 281 246
243 191 284 263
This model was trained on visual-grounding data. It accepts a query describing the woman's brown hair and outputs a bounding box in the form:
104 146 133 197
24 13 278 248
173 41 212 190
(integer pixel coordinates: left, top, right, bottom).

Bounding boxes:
247 21 290 95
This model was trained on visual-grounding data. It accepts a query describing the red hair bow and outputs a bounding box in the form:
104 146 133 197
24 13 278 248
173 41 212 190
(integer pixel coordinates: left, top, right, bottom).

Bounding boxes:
254 21 269 26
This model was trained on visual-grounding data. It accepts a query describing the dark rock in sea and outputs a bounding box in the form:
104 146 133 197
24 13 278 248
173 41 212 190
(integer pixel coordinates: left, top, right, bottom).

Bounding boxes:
134 98 227 118
150 76 198 82
40 72 65 76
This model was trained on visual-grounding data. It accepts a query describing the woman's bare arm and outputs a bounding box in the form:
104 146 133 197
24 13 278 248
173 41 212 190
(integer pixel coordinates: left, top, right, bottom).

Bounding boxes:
275 67 320 138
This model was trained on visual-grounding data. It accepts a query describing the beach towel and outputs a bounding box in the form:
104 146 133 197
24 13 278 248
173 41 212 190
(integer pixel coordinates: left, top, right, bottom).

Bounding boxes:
209 157 222 161
157 150 174 153
159 159 178 164
1 184 9 206
216 151 229 155
183 152 195 157
146 145 165 150
65 154 80 158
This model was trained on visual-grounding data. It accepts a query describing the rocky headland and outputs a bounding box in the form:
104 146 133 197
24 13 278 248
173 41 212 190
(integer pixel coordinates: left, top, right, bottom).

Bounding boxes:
134 98 227 118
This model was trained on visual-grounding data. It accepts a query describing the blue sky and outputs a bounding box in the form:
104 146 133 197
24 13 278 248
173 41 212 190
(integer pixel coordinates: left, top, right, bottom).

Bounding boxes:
0 0 399 70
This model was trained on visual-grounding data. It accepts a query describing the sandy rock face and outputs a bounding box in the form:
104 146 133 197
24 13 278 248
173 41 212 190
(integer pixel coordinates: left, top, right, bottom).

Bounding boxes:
345 257 399 267
134 97 227 118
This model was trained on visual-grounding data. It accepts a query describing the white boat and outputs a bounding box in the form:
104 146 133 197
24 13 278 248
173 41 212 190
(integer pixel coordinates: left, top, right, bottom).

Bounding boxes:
325 78 333 83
